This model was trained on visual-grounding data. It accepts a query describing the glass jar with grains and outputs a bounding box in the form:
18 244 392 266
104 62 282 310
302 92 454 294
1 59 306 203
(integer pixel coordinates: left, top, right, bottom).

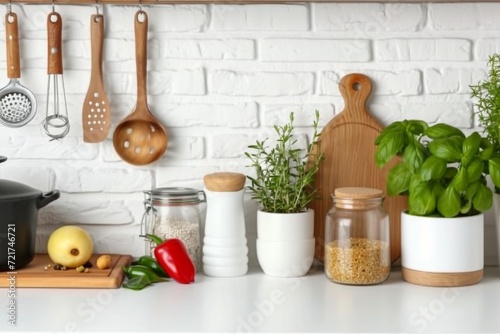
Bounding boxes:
142 187 206 271
324 187 390 285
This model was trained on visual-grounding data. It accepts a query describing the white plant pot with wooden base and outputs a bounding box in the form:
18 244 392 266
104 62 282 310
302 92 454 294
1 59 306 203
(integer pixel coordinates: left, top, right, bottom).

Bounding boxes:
401 212 484 287
493 193 500 268
256 209 314 277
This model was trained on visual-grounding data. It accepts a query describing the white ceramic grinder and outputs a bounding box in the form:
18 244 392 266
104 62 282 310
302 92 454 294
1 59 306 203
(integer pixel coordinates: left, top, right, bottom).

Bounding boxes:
202 172 248 277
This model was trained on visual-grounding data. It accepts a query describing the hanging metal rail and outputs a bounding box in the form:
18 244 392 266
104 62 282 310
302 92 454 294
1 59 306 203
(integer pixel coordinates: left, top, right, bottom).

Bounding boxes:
0 0 490 4
0 0 217 4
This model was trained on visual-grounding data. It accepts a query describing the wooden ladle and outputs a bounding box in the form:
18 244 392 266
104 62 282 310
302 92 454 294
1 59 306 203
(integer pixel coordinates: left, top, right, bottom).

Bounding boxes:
113 11 167 165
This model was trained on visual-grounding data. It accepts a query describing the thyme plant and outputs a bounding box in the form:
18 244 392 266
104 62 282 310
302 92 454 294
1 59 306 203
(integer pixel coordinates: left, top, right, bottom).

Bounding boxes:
470 54 500 152
245 111 324 213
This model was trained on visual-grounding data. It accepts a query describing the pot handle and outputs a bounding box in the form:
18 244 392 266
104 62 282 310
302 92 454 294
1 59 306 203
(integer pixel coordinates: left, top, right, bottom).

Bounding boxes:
0 156 6 164
37 190 61 209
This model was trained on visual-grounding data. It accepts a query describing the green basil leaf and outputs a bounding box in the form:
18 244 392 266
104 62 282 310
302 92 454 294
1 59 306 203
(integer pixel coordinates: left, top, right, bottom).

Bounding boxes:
460 199 472 214
406 120 428 136
418 156 447 181
466 158 483 183
437 184 461 218
375 122 404 145
428 136 464 162
409 173 422 193
466 181 480 200
425 123 465 139
472 183 493 212
461 132 481 166
444 167 458 179
452 166 469 192
431 181 445 199
387 163 412 195
480 146 494 160
488 157 500 189
480 137 493 149
409 183 435 216
403 142 426 173
375 131 406 168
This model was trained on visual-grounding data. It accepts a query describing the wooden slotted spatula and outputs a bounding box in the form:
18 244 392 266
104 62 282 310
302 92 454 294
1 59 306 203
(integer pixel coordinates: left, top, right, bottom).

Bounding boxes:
308 73 407 264
82 14 110 143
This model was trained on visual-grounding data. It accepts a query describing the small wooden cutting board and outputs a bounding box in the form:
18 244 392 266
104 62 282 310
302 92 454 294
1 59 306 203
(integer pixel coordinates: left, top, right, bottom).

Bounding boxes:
0 254 132 288
308 73 408 264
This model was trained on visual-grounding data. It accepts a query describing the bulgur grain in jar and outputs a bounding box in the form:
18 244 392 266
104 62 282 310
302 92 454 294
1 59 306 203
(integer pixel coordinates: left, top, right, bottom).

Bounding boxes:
325 187 390 285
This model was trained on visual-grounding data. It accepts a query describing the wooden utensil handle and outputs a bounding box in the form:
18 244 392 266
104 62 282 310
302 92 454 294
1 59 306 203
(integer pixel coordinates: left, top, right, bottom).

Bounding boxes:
90 14 104 79
47 11 63 75
339 73 373 116
135 10 148 106
5 12 20 79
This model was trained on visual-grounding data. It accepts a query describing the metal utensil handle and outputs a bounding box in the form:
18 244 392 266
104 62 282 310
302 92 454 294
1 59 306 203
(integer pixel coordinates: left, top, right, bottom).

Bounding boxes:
134 10 148 108
47 11 63 75
90 14 104 81
5 12 20 79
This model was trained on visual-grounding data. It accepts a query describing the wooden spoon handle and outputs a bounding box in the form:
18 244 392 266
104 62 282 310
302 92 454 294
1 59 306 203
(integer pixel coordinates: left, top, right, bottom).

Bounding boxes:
47 11 63 75
134 10 148 107
5 12 20 79
90 14 104 81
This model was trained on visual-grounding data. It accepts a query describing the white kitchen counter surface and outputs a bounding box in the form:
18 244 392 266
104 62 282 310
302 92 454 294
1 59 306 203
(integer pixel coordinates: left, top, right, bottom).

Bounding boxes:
1 265 500 333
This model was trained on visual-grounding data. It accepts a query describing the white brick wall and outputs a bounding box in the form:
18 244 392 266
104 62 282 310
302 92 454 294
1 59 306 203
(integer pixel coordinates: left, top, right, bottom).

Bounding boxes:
1 2 500 265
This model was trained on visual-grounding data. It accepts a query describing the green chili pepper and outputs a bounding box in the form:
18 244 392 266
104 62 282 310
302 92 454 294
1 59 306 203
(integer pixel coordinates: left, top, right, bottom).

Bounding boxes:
132 255 169 278
123 275 152 291
122 265 164 283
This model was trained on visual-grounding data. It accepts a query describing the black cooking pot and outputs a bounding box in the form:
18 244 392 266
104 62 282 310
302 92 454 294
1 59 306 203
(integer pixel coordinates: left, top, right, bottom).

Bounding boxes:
0 156 60 271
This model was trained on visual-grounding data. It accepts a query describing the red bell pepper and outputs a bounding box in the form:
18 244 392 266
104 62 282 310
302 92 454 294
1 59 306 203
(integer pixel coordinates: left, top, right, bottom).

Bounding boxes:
142 234 195 284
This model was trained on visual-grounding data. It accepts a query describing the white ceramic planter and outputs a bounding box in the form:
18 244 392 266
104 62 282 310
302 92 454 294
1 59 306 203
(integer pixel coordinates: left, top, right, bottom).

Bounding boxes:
257 209 314 241
493 193 500 268
256 209 314 277
401 212 484 287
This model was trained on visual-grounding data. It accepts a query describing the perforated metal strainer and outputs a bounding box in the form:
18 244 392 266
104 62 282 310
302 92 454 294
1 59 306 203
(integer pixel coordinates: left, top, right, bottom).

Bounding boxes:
0 12 37 128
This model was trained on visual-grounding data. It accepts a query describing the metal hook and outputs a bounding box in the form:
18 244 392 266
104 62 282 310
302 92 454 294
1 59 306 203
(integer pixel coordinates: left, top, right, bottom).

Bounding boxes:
139 0 142 12
51 0 55 13
7 0 12 13
95 0 100 15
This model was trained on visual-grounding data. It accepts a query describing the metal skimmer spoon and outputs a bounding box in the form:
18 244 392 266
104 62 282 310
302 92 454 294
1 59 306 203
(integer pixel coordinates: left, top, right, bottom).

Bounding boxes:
0 12 37 128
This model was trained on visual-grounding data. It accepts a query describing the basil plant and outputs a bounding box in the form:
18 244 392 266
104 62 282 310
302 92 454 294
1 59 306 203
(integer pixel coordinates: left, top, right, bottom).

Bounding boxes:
375 120 500 218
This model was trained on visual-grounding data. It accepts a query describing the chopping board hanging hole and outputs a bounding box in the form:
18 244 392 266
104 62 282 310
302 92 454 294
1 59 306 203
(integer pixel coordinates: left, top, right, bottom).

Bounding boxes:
308 73 407 264
339 73 372 117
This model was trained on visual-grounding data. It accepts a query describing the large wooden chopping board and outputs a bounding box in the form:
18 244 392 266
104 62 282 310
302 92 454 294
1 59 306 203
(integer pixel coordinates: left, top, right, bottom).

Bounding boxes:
0 254 131 288
308 73 407 263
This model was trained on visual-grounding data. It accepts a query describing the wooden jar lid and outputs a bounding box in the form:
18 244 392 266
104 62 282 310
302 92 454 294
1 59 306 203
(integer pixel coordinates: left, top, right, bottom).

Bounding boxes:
334 187 384 210
203 172 246 192
334 187 383 199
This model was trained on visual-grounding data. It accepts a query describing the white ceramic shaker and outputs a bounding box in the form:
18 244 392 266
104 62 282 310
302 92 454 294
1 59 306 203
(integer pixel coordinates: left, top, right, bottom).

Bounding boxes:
202 172 248 277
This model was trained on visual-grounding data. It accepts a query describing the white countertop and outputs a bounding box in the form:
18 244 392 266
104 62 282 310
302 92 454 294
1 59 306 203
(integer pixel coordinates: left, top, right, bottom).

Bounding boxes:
1 265 500 333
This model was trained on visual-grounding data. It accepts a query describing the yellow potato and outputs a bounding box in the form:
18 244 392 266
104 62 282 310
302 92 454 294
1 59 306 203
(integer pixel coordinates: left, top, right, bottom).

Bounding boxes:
96 255 112 270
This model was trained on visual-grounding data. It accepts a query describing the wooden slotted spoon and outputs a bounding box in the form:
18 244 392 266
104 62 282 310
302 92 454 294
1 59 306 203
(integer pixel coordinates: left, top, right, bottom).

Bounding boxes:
82 14 110 143
112 11 167 165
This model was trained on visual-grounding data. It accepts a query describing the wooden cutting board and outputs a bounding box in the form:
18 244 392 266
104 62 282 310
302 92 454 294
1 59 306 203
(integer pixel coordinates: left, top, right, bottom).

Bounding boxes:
308 73 407 263
0 254 131 288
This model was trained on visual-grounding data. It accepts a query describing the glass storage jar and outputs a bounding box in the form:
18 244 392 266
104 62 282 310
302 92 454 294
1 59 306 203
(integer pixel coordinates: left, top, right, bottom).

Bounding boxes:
142 187 205 270
324 187 390 285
